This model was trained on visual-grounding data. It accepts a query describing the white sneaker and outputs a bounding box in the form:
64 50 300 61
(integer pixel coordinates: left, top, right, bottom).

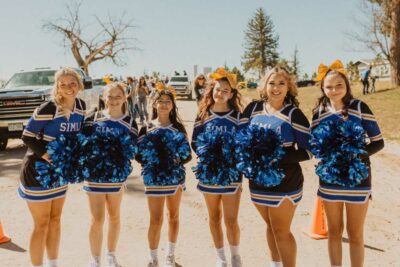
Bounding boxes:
164 254 176 267
147 259 159 267
231 255 242 267
216 258 228 267
89 258 101 267
106 253 121 267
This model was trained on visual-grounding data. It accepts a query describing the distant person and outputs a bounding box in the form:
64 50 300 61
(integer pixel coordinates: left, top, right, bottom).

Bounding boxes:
136 76 150 125
361 66 372 95
193 74 207 104
370 75 377 93
165 76 169 84
126 76 138 120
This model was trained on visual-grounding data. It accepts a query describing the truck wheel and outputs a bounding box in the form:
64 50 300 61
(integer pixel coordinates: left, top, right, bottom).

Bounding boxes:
0 136 8 151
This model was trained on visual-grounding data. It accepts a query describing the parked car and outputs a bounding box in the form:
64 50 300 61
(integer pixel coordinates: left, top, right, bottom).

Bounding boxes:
237 81 258 89
167 73 192 100
0 67 102 151
297 79 317 88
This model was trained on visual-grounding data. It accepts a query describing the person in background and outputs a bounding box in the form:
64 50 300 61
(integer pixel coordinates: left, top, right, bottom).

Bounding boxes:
361 66 371 95
370 75 377 93
193 74 207 105
126 77 138 120
136 76 150 125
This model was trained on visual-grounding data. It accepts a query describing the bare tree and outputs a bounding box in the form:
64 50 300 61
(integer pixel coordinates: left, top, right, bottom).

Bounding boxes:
43 0 138 75
348 0 400 85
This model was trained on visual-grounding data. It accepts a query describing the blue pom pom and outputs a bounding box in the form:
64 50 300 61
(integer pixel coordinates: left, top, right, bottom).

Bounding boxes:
138 130 190 186
310 119 369 187
83 131 138 183
235 125 285 187
35 133 87 189
192 127 240 186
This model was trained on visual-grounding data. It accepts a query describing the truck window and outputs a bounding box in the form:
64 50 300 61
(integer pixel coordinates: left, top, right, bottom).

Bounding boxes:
3 71 56 89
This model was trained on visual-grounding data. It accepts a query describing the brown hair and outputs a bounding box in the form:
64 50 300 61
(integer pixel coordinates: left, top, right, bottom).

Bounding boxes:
52 68 84 108
151 90 187 134
103 82 128 114
193 74 206 89
197 77 244 122
258 66 299 107
312 71 354 116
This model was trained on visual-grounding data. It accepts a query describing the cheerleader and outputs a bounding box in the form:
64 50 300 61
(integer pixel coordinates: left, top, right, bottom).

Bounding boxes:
191 68 244 267
82 83 138 267
19 68 86 267
311 60 384 267
240 66 311 267
137 89 192 267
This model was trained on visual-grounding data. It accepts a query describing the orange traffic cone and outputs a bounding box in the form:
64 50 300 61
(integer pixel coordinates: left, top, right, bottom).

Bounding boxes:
0 220 11 244
303 197 328 240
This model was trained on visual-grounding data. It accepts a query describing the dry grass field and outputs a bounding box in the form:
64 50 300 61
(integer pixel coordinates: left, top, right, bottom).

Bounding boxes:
240 81 400 141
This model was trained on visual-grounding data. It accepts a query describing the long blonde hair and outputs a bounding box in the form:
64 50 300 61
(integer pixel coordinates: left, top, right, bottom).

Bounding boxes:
258 66 299 107
103 82 128 114
52 68 84 108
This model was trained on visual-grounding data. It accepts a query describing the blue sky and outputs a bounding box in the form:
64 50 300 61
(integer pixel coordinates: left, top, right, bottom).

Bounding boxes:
0 0 374 80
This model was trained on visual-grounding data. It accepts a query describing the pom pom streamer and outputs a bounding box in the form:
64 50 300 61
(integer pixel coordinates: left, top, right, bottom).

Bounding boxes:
138 131 190 186
235 125 285 187
310 119 369 187
192 128 240 186
83 131 138 184
35 133 87 189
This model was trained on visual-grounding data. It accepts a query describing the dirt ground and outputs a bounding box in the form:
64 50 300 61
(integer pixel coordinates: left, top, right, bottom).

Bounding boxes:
0 100 399 266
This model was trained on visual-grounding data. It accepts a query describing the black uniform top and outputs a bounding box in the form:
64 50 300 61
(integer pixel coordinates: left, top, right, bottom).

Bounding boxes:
311 99 384 188
20 99 86 187
240 100 312 192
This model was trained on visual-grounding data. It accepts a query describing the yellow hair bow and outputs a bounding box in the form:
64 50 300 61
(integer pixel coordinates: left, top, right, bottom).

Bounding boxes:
316 59 347 81
155 82 165 91
154 82 176 99
210 68 237 88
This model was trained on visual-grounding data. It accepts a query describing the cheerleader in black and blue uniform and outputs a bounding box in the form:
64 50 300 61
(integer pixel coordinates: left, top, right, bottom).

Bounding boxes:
136 89 191 267
19 68 86 267
240 66 311 267
82 83 138 267
191 68 244 267
311 60 384 267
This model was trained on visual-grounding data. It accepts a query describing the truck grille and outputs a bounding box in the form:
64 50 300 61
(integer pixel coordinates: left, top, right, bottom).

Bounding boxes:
0 96 44 120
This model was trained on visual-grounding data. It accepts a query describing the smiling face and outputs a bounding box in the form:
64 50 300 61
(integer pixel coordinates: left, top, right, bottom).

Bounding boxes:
57 75 80 101
261 73 288 105
104 86 125 113
155 94 173 116
212 79 233 105
322 72 347 104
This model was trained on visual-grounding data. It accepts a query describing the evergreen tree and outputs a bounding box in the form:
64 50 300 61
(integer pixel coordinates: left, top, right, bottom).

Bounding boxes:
242 8 279 77
291 45 301 79
231 66 245 82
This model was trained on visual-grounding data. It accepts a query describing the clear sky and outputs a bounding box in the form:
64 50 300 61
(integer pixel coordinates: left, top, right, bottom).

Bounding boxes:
0 0 374 80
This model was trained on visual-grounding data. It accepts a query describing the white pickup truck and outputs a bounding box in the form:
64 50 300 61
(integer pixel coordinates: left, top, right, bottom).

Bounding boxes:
167 74 192 99
0 67 104 150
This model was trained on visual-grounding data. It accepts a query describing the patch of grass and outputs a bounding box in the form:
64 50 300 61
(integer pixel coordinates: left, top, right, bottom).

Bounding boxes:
240 81 400 141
